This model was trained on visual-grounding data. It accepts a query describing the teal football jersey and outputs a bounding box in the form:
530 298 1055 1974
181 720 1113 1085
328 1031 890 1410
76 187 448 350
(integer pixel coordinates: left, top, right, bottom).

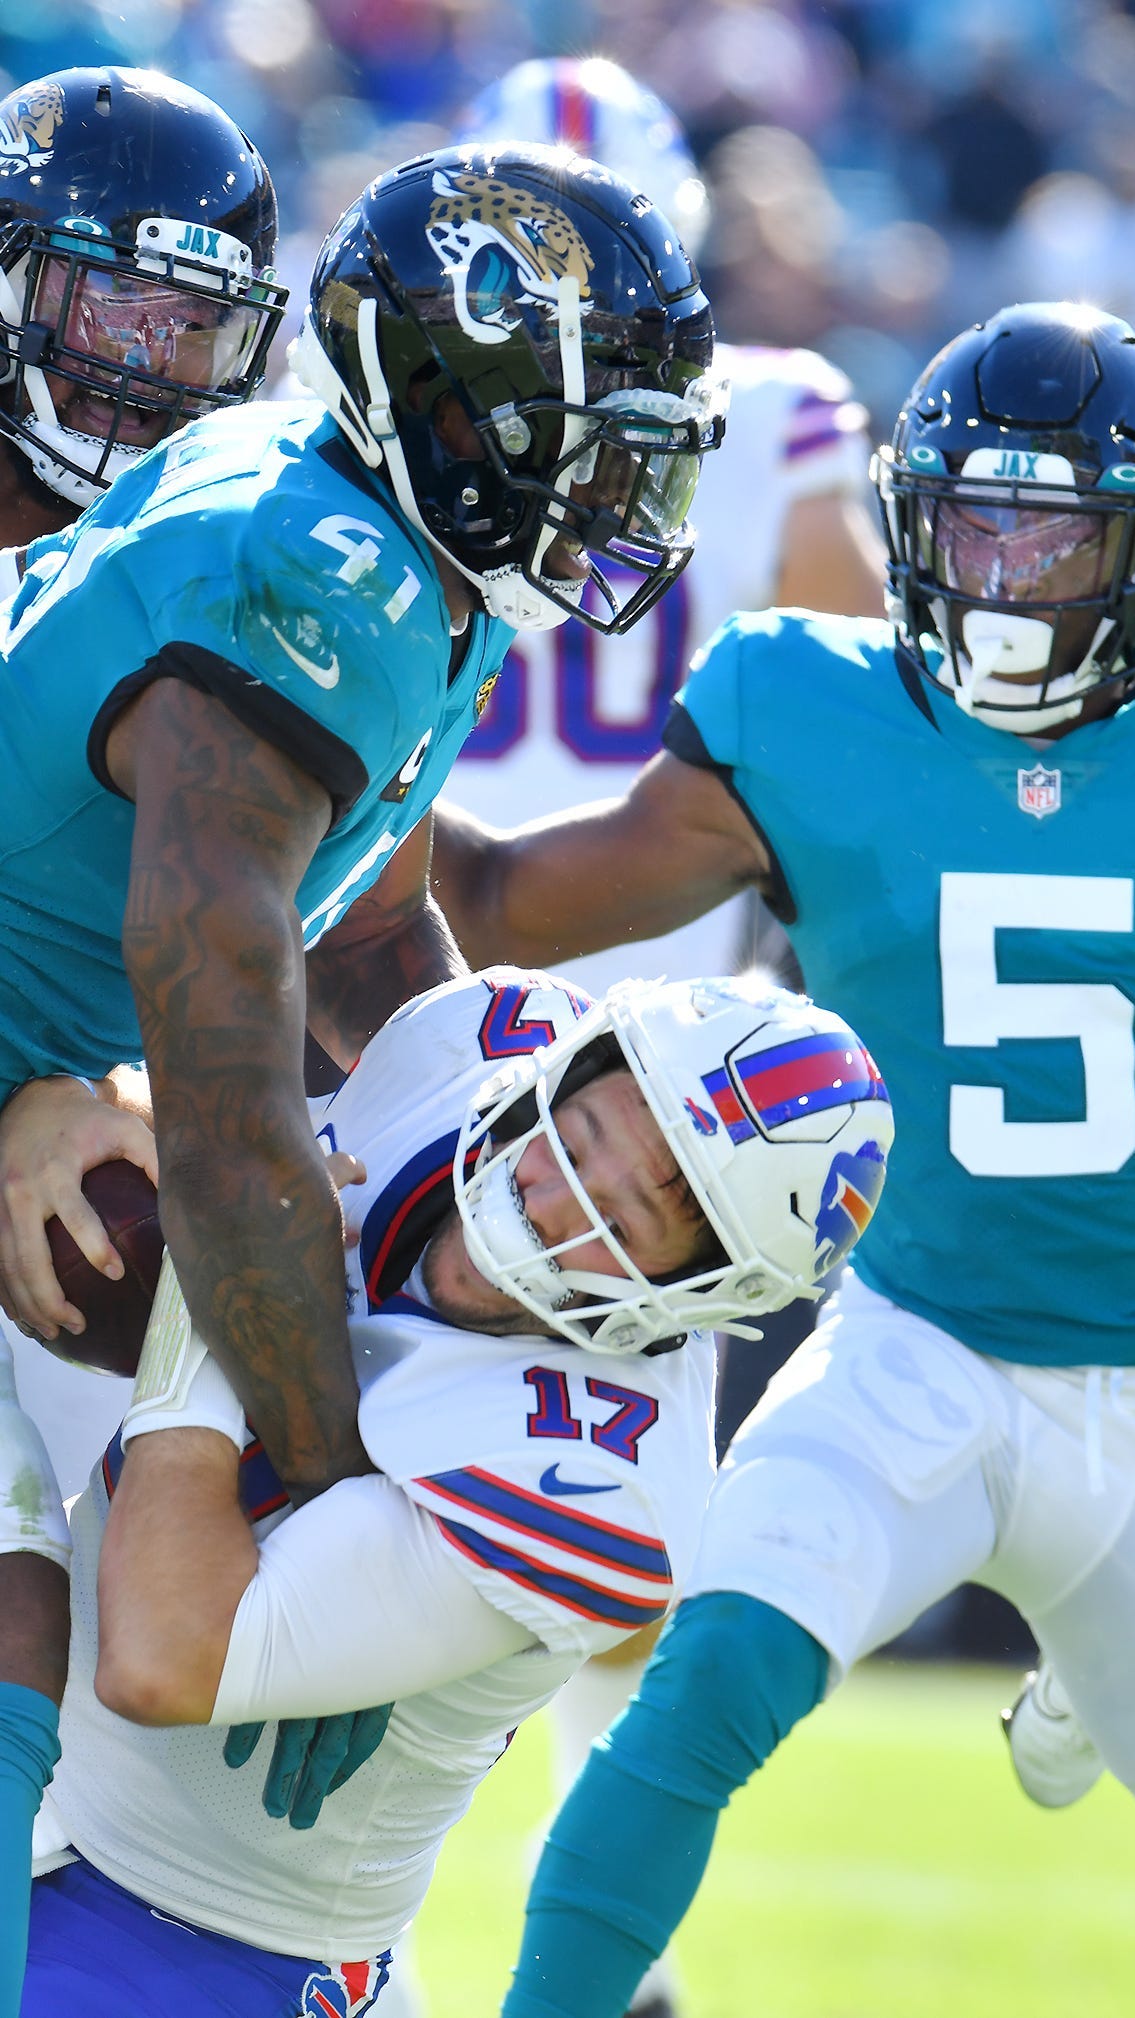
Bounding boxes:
667 608 1135 1367
0 401 512 1096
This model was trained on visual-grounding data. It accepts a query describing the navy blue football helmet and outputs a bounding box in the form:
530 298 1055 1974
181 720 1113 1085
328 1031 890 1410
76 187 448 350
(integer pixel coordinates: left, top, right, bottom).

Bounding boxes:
0 66 285 505
291 143 724 634
875 301 1135 734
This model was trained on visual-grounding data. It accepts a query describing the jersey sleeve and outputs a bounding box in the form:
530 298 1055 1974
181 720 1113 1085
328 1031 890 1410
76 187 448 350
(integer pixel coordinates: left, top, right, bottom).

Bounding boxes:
232 492 448 797
400 1458 677 1661
318 966 594 1170
663 611 803 924
210 1472 534 1723
663 612 751 775
120 484 451 824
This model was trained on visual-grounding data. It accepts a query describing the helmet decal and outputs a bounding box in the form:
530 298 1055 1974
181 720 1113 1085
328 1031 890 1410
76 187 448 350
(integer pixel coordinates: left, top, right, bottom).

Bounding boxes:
51 214 112 248
296 143 720 638
0 82 64 176
701 1031 889 1145
426 167 594 345
683 1097 719 1137
815 1140 888 1274
457 57 711 259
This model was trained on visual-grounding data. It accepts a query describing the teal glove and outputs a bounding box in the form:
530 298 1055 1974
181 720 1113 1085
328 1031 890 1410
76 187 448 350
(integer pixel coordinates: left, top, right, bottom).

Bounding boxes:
223 1705 394 1828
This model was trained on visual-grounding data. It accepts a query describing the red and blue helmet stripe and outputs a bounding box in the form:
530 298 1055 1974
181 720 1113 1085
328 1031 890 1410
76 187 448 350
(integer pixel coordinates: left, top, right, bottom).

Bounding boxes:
548 62 600 154
701 1031 889 1143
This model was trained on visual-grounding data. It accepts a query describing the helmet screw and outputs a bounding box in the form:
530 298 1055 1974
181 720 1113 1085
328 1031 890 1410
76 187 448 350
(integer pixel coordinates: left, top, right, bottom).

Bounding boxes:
735 1273 767 1299
460 485 479 506
606 1324 638 1349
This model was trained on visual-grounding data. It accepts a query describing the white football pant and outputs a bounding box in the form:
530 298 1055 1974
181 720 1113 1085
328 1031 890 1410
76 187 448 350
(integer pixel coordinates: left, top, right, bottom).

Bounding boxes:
688 1271 1135 1792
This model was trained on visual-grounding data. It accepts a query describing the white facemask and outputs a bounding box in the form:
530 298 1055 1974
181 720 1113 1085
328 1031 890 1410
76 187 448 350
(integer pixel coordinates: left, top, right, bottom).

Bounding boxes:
461 1153 572 1310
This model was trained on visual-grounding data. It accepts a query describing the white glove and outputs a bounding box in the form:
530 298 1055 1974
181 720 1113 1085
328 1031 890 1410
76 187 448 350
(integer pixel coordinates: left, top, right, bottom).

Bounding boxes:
121 1251 245 1452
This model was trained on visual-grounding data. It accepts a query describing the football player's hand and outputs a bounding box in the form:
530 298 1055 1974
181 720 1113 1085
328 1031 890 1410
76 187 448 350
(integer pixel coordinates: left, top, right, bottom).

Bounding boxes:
0 1073 158 1339
223 1705 394 1828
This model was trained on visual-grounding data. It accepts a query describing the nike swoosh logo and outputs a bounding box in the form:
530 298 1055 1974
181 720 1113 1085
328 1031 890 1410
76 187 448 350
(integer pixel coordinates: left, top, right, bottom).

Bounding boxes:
269 623 340 689
540 1463 620 1497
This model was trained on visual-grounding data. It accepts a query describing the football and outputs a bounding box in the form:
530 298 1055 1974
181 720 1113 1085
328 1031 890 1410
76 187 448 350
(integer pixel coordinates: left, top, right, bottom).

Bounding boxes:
44 1160 164 1377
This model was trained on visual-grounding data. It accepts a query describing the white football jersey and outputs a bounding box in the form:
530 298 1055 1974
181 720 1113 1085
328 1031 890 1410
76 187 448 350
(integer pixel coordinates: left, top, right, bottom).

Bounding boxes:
36 969 717 1961
442 345 871 996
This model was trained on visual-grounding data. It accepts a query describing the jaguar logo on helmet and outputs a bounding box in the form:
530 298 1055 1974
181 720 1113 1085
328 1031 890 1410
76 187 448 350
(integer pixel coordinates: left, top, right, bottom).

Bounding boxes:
426 168 594 345
0 82 64 175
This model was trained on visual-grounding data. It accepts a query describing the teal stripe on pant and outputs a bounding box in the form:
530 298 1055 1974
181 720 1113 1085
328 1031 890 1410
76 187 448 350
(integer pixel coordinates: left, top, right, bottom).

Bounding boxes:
502 1593 828 2018
0 1681 60 2018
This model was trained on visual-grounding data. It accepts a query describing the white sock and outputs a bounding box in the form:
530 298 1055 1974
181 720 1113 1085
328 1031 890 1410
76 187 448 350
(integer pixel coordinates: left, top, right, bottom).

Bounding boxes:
548 1650 650 1796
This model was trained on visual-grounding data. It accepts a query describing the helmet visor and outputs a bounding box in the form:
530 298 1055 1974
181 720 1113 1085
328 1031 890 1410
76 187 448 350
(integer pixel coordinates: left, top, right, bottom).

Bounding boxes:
530 384 721 632
33 253 267 410
918 492 1126 607
567 388 711 550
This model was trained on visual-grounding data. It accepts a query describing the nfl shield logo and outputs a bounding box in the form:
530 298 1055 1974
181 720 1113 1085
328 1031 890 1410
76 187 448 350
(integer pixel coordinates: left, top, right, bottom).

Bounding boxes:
1017 762 1061 819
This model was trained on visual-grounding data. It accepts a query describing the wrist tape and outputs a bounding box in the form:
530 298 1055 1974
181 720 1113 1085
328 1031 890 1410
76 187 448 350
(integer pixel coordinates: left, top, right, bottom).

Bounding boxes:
121 1251 245 1452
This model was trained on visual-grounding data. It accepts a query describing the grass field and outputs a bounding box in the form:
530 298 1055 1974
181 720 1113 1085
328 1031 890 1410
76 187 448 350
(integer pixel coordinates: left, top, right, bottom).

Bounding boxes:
413 1658 1135 2018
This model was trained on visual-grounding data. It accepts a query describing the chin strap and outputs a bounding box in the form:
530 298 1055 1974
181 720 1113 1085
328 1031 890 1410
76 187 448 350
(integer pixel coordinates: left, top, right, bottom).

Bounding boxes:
527 273 588 581
0 264 54 432
18 417 140 508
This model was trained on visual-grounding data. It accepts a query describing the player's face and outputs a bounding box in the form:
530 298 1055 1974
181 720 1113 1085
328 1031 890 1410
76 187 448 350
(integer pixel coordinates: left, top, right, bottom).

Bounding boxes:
515 1069 704 1281
429 390 694 586
31 254 258 448
924 493 1121 683
543 433 700 583
423 1071 707 1335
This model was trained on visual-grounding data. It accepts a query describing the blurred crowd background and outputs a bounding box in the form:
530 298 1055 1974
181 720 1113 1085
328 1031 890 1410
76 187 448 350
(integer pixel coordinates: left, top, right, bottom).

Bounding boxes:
6 0 1135 440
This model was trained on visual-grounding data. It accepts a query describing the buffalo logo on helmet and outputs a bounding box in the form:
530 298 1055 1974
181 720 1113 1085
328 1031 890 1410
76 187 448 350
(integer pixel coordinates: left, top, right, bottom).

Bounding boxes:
813 1140 888 1273
700 1023 891 1275
426 167 594 345
0 81 64 175
299 1956 391 2017
683 1096 719 1137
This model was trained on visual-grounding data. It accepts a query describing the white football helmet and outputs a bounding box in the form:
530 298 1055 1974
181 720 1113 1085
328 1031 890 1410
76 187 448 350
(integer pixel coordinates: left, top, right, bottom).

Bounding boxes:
454 975 894 1355
458 56 710 259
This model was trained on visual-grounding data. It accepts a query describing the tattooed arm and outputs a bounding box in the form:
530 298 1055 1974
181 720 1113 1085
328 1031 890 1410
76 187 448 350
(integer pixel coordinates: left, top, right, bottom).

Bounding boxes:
305 816 468 1072
107 677 369 1502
